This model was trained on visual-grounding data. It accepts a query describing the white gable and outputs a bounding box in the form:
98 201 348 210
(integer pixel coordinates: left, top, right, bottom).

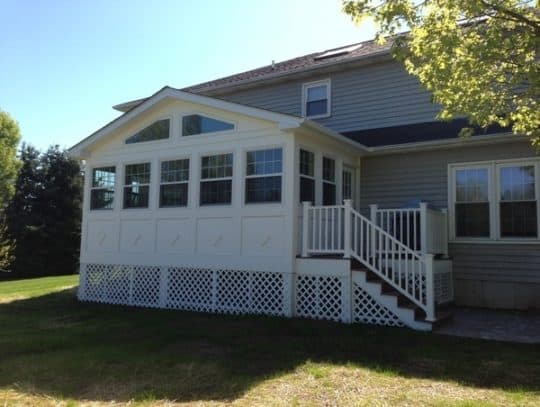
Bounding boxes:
69 87 304 159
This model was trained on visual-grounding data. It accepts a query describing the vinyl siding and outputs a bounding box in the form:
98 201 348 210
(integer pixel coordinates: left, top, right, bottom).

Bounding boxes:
218 61 440 133
360 140 540 309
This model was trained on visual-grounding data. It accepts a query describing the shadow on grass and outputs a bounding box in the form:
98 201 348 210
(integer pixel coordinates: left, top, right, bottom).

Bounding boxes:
0 288 539 403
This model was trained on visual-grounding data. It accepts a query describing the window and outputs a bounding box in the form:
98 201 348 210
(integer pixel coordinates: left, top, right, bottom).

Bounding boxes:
322 157 336 205
160 159 189 207
299 149 315 203
499 165 537 237
245 148 282 203
450 160 540 241
200 153 233 205
454 167 490 238
90 166 115 210
125 119 169 144
123 163 150 208
342 168 353 201
182 115 234 136
303 80 330 118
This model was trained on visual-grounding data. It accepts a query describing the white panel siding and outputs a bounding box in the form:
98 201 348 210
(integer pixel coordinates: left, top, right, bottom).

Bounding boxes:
218 61 440 132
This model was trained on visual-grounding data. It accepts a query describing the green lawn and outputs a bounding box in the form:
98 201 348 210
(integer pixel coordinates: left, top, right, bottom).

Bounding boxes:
0 276 539 406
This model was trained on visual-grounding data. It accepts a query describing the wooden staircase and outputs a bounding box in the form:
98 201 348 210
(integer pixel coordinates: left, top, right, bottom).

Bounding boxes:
351 258 452 330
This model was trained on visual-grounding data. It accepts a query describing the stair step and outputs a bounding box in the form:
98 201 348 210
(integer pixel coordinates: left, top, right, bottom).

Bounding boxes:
415 310 453 327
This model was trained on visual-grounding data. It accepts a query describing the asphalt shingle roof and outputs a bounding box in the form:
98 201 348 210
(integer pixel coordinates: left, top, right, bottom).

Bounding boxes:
183 40 391 93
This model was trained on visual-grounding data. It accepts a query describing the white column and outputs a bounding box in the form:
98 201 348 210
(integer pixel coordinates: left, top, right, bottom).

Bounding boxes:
420 202 428 255
343 199 352 258
302 201 311 257
424 253 436 322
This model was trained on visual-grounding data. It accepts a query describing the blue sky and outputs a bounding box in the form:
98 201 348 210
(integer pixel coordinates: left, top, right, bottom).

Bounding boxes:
0 0 375 150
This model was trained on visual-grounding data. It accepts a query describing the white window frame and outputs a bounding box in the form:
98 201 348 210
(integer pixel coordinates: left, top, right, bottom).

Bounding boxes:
124 116 172 145
322 156 337 206
302 79 331 119
123 162 151 209
199 152 234 206
244 147 283 204
448 158 540 243
159 157 190 208
181 112 236 137
90 165 116 210
299 148 316 204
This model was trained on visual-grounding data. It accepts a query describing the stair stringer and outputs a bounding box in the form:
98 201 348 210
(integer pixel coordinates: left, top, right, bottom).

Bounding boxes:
351 270 432 331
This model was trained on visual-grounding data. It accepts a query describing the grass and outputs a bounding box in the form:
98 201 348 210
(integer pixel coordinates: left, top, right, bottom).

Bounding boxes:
0 276 538 406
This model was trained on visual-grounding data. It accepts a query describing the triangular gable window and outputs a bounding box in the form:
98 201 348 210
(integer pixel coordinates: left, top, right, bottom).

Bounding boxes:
125 119 170 144
182 114 234 137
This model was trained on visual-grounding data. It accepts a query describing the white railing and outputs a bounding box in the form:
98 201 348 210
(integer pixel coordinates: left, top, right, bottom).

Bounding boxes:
302 204 346 255
302 200 436 321
370 203 448 256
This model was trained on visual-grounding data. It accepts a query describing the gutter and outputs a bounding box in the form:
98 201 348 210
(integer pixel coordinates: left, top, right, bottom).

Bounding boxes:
365 132 524 156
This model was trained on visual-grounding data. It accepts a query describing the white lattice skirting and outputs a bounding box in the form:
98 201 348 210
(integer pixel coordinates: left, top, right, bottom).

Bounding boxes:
79 264 289 316
79 263 417 328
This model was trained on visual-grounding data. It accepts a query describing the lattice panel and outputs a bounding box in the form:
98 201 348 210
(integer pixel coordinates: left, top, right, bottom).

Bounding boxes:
132 266 160 307
352 283 404 327
79 263 287 317
167 267 214 311
216 270 251 313
405 272 426 303
434 272 452 304
251 271 284 316
295 275 343 322
104 265 131 304
82 263 110 302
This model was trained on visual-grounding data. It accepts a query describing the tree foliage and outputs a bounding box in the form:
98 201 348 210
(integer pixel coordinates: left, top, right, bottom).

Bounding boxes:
342 0 540 144
3 144 82 277
0 110 21 210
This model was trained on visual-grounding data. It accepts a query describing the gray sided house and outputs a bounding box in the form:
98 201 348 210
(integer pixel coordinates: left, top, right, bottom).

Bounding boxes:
179 41 539 310
72 40 538 331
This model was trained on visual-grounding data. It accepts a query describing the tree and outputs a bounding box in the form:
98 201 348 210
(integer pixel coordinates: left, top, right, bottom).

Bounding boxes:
0 110 21 210
342 0 540 145
4 144 82 276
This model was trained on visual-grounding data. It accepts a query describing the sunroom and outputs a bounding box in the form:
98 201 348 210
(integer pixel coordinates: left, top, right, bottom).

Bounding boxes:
71 87 452 330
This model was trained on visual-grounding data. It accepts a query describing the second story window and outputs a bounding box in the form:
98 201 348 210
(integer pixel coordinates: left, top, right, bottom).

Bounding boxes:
245 148 282 203
124 163 150 209
160 159 189 207
322 157 336 205
90 166 116 210
303 79 331 118
200 153 233 205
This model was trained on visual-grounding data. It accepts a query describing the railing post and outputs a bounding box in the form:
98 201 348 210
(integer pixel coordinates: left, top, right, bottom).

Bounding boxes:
369 204 378 257
441 208 449 258
424 253 436 322
302 201 311 258
419 202 428 255
343 199 352 258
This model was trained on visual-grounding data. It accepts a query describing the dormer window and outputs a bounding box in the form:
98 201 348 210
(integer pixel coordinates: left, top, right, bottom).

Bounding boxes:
125 119 170 144
182 114 234 136
302 79 331 119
